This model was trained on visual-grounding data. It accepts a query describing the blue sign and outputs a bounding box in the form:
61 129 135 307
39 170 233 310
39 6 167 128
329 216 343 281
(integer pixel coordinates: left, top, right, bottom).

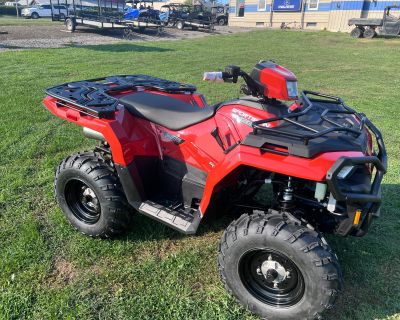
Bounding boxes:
272 0 302 11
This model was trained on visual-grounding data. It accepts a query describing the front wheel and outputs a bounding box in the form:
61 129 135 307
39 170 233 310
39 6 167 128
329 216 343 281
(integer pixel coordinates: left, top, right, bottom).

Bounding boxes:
217 17 226 26
31 12 39 19
54 152 134 238
218 213 343 320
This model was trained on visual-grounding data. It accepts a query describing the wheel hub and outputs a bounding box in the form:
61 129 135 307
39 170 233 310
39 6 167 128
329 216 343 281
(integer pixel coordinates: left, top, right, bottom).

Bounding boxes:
65 179 101 224
239 249 305 306
81 187 99 210
257 254 290 288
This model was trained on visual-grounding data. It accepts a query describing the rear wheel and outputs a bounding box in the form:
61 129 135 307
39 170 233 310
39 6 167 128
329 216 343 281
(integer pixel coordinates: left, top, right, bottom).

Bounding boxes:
54 152 134 238
218 213 343 320
350 26 363 38
363 27 376 39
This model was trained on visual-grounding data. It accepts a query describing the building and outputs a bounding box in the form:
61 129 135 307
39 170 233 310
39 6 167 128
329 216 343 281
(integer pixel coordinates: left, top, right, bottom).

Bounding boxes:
228 0 400 32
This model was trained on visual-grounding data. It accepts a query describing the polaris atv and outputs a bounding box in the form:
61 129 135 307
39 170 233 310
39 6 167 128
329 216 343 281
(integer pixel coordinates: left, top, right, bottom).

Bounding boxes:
43 61 387 319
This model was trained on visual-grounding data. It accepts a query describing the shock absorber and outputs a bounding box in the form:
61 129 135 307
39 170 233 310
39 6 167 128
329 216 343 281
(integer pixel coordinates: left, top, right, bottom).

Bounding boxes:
279 177 295 211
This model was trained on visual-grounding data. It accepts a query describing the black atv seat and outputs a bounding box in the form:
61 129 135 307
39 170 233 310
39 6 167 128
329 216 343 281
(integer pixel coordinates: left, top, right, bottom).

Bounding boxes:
119 92 214 131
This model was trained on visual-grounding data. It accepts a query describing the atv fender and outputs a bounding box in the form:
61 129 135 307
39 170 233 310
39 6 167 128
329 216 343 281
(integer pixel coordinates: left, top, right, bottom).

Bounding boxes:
198 145 364 214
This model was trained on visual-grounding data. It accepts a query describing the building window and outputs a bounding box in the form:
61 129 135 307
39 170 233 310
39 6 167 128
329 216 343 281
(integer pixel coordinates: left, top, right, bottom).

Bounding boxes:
308 0 319 10
237 0 245 17
258 0 266 11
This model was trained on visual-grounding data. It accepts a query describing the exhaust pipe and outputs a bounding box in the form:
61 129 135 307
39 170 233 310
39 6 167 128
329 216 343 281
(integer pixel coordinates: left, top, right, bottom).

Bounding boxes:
83 127 105 141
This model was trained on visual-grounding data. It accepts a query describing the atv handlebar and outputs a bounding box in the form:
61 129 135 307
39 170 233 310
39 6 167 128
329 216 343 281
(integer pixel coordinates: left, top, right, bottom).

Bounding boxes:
203 65 262 97
203 65 241 83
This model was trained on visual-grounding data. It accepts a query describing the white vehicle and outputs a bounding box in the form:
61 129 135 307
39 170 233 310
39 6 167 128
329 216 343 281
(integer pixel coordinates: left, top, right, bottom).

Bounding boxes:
4 1 23 6
21 4 67 19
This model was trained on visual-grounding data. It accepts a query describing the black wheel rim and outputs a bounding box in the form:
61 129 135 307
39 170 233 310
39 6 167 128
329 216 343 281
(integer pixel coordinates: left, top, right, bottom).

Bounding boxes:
65 179 101 224
239 249 305 307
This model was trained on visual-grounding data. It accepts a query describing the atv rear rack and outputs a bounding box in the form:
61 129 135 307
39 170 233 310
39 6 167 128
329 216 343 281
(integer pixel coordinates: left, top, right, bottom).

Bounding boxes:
45 75 197 119
252 90 366 145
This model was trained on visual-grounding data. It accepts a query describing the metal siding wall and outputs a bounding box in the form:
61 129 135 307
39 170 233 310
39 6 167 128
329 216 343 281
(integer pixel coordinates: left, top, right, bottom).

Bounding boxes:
228 0 395 31
229 0 272 26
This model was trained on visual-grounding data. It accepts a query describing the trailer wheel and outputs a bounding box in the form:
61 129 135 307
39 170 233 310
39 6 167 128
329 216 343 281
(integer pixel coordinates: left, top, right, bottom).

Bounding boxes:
138 26 146 32
363 28 376 39
176 21 184 30
59 13 65 20
54 152 134 238
65 17 76 32
218 213 343 320
350 27 363 38
191 26 198 31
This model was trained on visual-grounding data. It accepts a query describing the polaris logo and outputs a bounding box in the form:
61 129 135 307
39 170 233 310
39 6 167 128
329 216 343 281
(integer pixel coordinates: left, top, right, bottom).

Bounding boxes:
162 131 185 145
232 108 270 128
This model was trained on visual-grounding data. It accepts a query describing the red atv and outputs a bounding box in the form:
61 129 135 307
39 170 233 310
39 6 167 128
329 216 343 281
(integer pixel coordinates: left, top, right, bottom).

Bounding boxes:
43 61 387 319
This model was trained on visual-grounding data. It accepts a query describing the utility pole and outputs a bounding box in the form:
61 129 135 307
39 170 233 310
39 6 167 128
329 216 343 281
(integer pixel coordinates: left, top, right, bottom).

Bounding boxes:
300 0 306 29
15 0 19 18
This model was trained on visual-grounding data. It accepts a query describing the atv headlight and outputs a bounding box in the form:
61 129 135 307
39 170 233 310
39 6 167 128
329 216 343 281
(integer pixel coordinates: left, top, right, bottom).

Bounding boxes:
286 81 298 99
337 165 354 179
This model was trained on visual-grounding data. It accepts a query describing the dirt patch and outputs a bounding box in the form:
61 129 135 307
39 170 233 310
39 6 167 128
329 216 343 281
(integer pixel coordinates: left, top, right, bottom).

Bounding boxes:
48 257 76 286
0 24 255 51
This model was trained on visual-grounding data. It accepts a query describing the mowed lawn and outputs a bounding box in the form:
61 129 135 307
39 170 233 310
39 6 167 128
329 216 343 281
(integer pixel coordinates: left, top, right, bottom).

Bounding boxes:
0 29 400 320
0 16 57 26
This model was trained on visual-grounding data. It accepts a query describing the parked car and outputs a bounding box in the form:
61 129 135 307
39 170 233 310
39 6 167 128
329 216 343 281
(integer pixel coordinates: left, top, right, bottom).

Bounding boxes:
211 5 229 26
21 4 67 19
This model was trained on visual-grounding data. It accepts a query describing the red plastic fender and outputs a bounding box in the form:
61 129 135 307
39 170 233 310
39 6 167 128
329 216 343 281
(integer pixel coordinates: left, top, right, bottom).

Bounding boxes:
198 145 364 214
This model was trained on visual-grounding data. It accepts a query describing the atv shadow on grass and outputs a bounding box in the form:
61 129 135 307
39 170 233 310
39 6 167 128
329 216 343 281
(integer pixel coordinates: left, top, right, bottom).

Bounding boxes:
119 183 400 320
324 182 400 319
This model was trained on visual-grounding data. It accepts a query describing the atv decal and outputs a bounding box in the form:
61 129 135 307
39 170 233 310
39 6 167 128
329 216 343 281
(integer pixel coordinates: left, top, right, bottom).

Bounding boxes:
162 130 185 145
231 108 270 127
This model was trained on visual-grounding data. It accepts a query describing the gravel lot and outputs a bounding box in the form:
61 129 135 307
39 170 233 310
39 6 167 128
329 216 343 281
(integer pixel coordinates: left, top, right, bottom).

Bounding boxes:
0 23 254 51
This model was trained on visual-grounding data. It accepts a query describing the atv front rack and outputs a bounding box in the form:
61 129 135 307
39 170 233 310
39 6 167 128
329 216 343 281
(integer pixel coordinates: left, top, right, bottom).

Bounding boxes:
252 91 365 145
242 91 372 158
45 75 197 118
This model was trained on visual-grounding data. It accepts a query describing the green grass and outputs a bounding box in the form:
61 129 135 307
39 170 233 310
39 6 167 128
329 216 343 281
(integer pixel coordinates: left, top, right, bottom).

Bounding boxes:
0 16 57 26
0 30 400 320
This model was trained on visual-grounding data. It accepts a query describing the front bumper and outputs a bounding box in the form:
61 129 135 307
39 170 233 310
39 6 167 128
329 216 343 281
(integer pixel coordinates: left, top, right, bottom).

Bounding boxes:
326 118 387 236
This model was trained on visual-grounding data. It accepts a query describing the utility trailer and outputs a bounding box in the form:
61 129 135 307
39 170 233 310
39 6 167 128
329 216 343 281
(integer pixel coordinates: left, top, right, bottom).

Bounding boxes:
160 3 214 31
49 0 164 35
349 5 400 38
175 18 214 31
174 5 215 31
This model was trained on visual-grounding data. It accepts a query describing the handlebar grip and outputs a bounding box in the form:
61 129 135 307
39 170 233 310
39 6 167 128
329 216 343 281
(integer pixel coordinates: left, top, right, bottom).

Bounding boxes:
203 72 225 82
